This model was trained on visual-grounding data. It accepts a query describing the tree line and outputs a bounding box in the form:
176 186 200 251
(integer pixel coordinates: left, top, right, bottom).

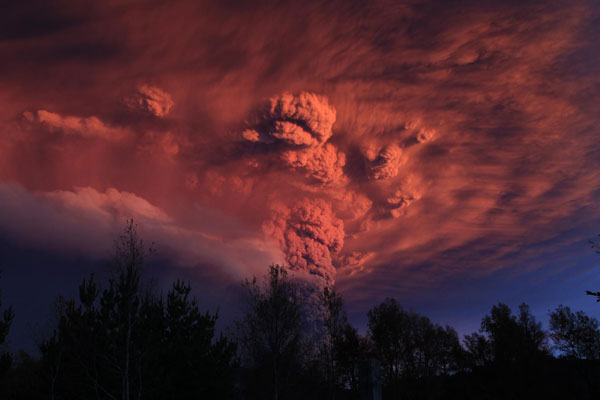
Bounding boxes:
1 221 600 399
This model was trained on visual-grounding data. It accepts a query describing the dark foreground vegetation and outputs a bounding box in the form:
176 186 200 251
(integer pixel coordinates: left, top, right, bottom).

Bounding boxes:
1 221 600 399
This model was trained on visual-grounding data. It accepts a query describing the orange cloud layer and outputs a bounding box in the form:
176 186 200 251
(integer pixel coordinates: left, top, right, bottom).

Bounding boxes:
0 0 599 297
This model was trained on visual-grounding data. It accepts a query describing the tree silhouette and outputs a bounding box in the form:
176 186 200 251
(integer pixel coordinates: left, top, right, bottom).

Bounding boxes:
151 280 237 399
40 220 236 400
317 286 364 399
0 271 14 380
586 236 600 301
367 298 463 398
40 220 152 400
549 305 600 360
457 303 551 399
235 265 305 400
586 290 600 302
478 303 547 367
463 332 492 368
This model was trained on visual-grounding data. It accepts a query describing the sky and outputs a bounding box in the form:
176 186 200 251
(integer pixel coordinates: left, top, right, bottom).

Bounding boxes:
1 0 600 352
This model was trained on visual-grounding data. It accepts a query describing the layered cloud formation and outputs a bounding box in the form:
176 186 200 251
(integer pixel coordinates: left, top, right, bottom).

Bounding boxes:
1 0 599 299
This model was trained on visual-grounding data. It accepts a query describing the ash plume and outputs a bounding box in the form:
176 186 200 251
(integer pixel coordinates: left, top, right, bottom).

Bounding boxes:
243 91 336 147
263 198 344 283
281 143 346 184
366 144 404 180
127 84 174 117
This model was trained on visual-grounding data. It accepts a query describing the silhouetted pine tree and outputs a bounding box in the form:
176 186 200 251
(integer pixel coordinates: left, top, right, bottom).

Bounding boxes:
39 220 237 400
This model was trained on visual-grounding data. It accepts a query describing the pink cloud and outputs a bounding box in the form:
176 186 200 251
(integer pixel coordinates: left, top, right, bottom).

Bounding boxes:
281 143 346 185
365 144 404 180
25 110 129 141
126 84 174 117
263 199 344 283
243 91 336 147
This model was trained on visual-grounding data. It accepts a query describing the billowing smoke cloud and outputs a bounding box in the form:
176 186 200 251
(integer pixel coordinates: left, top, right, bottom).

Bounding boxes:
127 84 174 117
386 187 421 218
243 91 336 147
24 110 128 141
244 92 348 281
281 143 346 184
263 199 344 283
366 144 404 180
404 120 437 143
416 129 435 143
331 190 373 222
243 91 346 185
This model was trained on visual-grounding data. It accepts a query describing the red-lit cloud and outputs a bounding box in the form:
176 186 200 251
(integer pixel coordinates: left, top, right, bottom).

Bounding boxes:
243 92 336 147
281 143 346 185
263 199 344 283
0 0 599 296
126 85 174 117
25 110 129 141
365 144 404 181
